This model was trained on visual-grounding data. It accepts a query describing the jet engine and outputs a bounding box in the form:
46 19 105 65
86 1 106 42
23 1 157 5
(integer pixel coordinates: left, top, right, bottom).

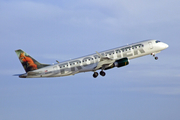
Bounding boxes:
105 57 129 70
114 57 129 67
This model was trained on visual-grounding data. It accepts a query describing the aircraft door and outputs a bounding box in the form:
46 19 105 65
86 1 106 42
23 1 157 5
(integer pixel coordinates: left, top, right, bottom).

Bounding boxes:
148 42 153 49
53 66 59 74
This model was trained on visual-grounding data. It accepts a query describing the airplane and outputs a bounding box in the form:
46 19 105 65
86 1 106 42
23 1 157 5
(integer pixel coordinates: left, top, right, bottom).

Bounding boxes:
15 39 168 78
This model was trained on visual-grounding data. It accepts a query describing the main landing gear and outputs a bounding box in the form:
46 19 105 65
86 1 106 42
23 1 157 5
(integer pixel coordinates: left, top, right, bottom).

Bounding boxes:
151 53 158 60
93 72 98 78
100 71 106 76
93 71 106 78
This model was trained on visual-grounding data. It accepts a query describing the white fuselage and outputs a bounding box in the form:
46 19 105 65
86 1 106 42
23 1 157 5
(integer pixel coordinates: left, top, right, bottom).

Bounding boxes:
27 39 168 78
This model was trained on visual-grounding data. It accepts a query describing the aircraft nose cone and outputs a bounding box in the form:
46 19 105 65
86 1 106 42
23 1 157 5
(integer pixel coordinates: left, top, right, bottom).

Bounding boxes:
164 43 169 49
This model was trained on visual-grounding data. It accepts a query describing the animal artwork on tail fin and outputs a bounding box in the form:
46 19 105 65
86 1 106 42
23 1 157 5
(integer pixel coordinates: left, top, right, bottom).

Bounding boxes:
15 49 50 72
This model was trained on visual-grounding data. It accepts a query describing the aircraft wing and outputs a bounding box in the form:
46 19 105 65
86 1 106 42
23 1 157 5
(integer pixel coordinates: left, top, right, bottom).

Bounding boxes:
94 51 116 70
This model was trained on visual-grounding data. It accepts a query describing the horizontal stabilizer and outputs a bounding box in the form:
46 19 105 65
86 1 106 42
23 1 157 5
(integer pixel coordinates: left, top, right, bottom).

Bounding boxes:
27 71 41 75
13 74 24 76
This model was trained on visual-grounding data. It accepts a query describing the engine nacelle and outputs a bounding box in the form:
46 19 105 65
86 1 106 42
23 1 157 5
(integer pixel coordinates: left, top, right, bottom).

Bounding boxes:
104 58 129 70
114 57 129 68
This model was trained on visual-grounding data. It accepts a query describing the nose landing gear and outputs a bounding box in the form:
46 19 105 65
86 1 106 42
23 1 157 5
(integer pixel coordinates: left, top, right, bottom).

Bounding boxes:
155 56 158 60
151 53 158 60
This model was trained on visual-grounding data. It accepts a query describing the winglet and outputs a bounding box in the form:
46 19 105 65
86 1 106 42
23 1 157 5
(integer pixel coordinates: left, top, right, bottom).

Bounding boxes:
96 51 113 61
96 51 103 58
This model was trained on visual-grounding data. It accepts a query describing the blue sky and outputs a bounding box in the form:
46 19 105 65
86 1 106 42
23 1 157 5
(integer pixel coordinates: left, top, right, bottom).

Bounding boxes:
0 0 180 120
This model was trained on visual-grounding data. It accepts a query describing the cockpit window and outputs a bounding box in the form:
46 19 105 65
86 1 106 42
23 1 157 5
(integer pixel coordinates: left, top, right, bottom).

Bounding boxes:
155 40 161 43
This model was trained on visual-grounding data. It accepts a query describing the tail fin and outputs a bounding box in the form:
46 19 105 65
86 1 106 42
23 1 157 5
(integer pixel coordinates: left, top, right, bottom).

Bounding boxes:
15 49 50 72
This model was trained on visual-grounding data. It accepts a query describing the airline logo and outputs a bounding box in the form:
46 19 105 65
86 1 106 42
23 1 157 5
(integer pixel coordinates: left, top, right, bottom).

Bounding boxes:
58 44 145 74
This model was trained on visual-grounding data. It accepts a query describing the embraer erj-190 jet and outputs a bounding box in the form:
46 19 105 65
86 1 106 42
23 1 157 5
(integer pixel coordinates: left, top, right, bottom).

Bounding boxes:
15 39 168 78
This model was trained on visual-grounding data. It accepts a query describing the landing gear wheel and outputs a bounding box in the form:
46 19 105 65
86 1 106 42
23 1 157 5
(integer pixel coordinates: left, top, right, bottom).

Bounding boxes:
100 71 106 76
93 72 98 78
151 53 158 60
